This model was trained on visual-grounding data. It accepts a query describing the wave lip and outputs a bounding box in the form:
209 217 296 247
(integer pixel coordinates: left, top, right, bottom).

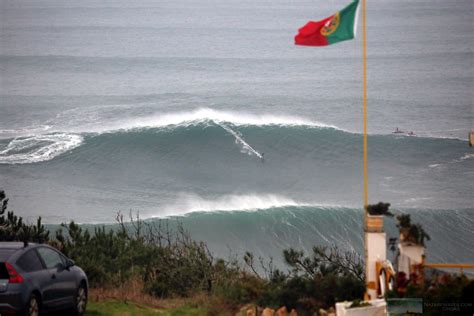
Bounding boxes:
0 133 83 164
73 108 341 134
159 193 314 217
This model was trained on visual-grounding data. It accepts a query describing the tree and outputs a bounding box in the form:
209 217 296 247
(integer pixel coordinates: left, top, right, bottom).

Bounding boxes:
366 202 393 217
396 214 430 246
284 245 364 283
0 190 49 243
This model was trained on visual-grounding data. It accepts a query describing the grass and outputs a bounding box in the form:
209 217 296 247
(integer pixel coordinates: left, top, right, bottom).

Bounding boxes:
85 300 209 316
83 283 233 316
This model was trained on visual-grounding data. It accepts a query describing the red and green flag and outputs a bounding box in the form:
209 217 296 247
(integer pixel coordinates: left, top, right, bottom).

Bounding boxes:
295 0 360 46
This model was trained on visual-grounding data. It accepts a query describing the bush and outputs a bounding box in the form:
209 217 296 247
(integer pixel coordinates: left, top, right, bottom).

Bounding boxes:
231 246 366 313
396 214 430 246
54 213 214 297
366 202 393 217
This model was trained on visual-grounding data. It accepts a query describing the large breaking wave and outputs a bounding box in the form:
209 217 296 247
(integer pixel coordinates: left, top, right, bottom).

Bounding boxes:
149 204 474 267
0 108 337 164
0 108 470 165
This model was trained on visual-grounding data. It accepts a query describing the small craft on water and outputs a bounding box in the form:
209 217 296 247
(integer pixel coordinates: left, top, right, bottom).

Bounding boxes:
392 127 404 134
407 131 416 136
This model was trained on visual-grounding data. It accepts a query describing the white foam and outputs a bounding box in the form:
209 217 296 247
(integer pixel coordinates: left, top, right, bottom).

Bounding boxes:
459 153 474 161
63 108 340 134
405 197 433 203
450 153 474 164
428 153 474 169
0 133 83 164
159 193 312 216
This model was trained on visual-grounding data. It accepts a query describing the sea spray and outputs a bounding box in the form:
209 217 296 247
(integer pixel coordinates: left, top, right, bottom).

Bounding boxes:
160 193 310 216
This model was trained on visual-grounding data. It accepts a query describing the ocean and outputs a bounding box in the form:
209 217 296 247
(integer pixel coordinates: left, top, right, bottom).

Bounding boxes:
1 0 473 268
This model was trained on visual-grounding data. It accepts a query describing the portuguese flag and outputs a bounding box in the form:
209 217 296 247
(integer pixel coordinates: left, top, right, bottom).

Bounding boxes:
295 0 359 46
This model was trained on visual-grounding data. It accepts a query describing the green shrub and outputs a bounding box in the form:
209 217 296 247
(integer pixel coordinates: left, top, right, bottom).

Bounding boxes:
366 202 393 217
0 190 49 243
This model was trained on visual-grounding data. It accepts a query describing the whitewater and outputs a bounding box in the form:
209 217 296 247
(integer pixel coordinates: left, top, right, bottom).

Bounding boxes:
1 0 473 268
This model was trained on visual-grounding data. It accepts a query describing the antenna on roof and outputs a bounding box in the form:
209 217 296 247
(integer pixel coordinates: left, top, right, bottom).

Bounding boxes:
20 225 31 247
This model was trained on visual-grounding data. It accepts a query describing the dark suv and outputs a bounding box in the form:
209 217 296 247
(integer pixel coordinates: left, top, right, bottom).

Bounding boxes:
0 242 88 316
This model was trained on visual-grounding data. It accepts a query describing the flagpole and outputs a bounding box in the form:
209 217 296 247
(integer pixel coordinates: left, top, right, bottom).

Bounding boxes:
361 0 370 299
362 0 368 209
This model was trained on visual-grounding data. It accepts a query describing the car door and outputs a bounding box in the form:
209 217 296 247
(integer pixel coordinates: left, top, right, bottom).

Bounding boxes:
15 249 55 305
36 247 76 308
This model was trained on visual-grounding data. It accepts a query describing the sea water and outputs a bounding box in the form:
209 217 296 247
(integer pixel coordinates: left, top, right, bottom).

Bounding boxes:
1 0 473 266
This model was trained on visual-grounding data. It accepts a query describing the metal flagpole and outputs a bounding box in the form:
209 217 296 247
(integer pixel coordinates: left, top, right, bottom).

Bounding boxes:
361 0 370 299
362 0 368 208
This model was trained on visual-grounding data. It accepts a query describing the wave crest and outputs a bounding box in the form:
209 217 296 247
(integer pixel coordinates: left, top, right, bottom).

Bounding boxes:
160 193 313 216
78 108 340 134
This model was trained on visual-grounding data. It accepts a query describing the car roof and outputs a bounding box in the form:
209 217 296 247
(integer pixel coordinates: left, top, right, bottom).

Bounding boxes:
0 242 37 249
0 242 42 261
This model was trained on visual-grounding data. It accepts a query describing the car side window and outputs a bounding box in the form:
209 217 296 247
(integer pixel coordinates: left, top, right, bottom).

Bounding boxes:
16 250 44 272
37 247 65 269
